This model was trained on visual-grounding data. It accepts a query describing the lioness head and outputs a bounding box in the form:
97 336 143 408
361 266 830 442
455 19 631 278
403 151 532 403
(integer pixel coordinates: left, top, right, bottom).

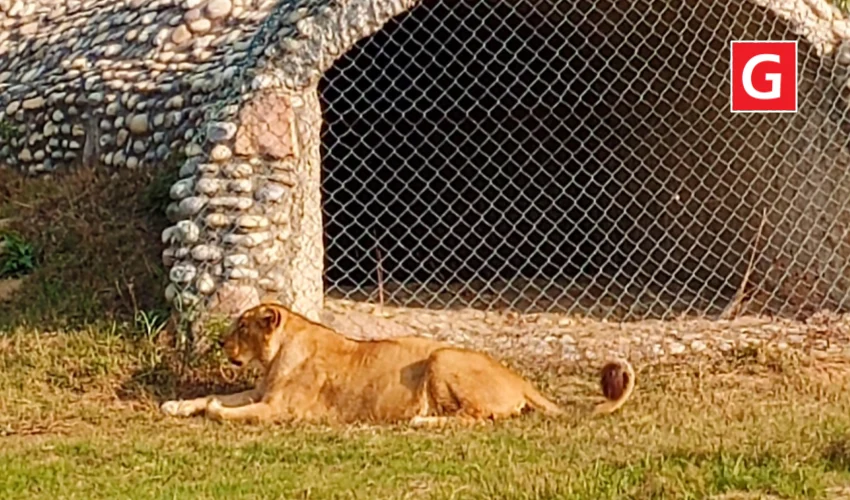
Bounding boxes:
220 303 288 367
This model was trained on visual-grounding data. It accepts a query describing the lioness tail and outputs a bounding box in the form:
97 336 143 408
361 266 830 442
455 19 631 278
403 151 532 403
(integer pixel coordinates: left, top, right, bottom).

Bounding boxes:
593 359 635 415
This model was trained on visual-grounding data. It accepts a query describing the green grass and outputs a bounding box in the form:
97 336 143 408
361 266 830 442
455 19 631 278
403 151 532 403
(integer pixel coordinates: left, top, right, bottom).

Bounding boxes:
2 327 850 499
0 232 36 279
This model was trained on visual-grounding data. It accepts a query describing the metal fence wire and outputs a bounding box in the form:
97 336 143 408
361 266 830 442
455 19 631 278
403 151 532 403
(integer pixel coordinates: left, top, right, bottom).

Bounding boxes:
317 0 850 320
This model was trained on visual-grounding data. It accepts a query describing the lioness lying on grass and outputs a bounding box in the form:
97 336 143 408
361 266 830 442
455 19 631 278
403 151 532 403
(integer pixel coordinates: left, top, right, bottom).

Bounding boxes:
161 303 635 426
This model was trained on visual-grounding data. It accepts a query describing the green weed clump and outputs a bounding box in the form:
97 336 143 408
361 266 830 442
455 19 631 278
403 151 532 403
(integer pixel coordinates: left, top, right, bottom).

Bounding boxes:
0 232 36 279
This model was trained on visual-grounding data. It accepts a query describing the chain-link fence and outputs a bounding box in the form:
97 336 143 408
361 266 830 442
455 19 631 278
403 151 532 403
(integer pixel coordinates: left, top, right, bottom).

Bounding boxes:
318 0 850 320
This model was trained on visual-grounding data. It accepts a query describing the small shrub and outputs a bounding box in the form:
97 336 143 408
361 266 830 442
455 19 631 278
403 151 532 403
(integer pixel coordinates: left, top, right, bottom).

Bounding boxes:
0 232 36 279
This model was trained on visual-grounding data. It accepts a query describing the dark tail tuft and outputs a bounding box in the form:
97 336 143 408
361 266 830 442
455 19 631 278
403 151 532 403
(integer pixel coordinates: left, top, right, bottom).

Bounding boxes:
593 359 635 415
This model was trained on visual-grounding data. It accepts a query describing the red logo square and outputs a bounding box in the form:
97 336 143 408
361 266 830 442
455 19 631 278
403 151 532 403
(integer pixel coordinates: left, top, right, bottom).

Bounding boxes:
730 40 798 113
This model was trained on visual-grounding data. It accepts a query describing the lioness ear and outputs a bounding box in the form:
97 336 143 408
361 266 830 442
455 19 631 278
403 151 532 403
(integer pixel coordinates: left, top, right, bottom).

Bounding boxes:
257 305 283 334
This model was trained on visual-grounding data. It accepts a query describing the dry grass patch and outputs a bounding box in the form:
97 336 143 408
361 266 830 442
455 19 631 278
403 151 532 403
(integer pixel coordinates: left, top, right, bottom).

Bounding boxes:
0 167 173 329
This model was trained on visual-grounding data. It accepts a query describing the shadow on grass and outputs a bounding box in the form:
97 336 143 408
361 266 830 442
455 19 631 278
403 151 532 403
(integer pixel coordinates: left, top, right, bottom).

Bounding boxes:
115 344 258 405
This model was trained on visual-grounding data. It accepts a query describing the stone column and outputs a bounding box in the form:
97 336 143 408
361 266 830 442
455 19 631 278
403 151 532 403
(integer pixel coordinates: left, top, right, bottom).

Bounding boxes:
161 0 425 335
225 86 325 321
163 86 324 323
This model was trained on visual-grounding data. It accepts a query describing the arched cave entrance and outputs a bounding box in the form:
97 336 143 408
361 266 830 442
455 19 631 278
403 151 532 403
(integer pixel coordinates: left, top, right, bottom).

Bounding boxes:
319 0 833 318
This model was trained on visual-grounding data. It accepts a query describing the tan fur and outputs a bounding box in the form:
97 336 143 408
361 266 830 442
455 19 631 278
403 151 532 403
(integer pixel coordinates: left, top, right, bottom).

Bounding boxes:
160 303 636 426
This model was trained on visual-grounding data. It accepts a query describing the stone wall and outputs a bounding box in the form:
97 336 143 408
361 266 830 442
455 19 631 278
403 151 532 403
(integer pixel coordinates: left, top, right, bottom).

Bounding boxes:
0 0 278 173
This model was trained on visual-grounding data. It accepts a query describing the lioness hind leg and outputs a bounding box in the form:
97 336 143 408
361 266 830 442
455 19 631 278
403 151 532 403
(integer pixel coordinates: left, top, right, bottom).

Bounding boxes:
206 399 274 423
423 348 531 422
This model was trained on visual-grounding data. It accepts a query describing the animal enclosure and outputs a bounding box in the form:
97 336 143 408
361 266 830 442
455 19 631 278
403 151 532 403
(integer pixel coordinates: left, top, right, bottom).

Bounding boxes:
320 0 850 320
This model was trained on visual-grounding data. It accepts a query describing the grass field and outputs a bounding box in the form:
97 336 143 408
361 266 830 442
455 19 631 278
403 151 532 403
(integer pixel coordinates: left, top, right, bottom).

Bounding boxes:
3 325 850 499
4 168 850 498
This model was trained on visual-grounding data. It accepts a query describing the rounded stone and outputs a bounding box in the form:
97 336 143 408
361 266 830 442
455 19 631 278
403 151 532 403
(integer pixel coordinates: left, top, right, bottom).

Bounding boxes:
162 248 178 267
162 226 179 244
228 179 252 193
176 220 201 243
197 163 220 176
22 97 45 110
170 263 197 284
43 122 57 137
171 24 192 45
179 159 200 178
223 232 270 247
169 178 195 200
128 113 149 134
257 278 282 292
256 184 288 203
223 163 252 178
179 196 208 217
179 291 201 307
99 135 115 148
195 178 221 195
188 18 211 33
116 129 130 147
166 203 183 223
236 215 269 230
105 102 121 116
668 342 686 355
166 95 185 109
210 144 232 162
5 101 20 114
205 213 231 227
154 29 171 47
104 44 122 57
156 145 170 159
207 197 253 210
197 273 216 295
191 244 222 261
205 0 232 19
207 121 237 142
690 340 707 352
183 8 202 22
184 143 203 157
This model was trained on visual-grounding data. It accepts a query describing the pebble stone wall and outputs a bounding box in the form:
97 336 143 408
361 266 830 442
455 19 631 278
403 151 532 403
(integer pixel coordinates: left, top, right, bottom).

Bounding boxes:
2 0 850 325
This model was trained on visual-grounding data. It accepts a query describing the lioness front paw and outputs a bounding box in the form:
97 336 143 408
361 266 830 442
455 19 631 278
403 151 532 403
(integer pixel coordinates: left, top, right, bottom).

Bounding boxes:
160 399 203 417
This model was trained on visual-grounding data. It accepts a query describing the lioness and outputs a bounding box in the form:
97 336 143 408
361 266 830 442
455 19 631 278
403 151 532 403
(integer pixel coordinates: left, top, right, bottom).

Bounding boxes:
161 303 635 426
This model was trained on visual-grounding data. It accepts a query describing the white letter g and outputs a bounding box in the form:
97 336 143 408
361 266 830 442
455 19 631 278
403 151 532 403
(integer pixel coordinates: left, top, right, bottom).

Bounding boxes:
742 54 781 100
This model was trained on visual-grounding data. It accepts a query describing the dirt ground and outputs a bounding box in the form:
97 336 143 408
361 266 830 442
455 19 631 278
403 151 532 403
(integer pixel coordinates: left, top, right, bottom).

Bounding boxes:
321 296 850 373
